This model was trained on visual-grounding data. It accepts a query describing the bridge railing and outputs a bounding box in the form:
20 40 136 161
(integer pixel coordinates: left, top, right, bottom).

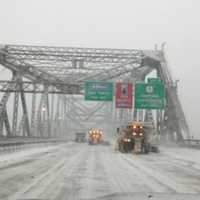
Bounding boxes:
183 139 200 146
0 137 66 154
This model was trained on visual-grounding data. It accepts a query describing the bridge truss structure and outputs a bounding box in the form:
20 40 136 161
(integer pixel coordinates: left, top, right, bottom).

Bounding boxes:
0 44 190 141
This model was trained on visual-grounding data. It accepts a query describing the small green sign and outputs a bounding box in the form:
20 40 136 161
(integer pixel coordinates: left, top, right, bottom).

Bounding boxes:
148 78 163 84
135 83 165 109
85 81 113 101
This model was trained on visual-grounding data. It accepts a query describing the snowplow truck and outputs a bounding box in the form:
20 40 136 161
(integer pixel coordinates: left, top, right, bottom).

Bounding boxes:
88 129 103 145
116 121 158 154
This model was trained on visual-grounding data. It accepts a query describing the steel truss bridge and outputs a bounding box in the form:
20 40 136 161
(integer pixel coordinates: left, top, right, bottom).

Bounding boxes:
0 44 190 141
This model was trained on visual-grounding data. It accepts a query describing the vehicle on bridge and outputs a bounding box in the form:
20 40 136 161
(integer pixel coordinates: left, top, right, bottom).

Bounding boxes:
116 121 159 154
75 132 86 143
88 129 103 145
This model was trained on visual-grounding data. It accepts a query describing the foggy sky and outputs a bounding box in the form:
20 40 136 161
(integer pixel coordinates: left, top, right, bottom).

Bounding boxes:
0 0 199 137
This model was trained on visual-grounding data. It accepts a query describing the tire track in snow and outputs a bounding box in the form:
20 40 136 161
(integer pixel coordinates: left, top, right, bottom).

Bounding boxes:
108 152 174 194
43 144 89 200
78 146 97 199
121 154 199 194
137 151 200 192
1 144 69 199
8 143 88 200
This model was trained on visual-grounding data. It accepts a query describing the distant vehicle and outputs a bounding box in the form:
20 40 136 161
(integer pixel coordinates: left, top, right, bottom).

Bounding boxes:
116 121 159 154
75 132 86 143
88 129 103 145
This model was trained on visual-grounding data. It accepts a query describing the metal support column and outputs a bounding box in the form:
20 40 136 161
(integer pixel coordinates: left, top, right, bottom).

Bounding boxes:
17 115 25 136
20 82 31 137
31 85 36 136
0 119 3 136
138 109 143 122
45 87 51 137
0 75 17 136
50 93 55 137
11 72 21 136
12 90 19 136
4 108 12 137
62 95 67 137
133 109 137 121
55 95 61 137
36 94 45 137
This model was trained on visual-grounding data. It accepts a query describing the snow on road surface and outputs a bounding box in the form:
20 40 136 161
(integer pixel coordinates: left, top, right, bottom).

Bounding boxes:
0 142 200 200
0 144 59 163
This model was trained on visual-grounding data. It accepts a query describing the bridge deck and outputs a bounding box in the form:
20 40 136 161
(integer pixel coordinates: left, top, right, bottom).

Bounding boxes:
1 142 200 200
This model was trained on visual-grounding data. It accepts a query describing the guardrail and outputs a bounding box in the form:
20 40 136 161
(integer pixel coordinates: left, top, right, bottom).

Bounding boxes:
151 138 200 149
0 137 66 154
183 139 200 147
0 137 65 146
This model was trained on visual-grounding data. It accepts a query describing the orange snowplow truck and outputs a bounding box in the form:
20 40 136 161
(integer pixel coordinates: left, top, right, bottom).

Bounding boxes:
88 129 103 145
116 121 158 154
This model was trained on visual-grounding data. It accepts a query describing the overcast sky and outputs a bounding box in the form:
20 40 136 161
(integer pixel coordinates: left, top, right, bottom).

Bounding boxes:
0 0 200 137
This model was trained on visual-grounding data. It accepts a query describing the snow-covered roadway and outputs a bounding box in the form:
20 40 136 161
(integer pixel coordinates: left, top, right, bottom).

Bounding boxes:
1 142 200 200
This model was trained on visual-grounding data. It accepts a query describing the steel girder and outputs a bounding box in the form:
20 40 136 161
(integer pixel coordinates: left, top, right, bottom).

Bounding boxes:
11 73 21 136
0 48 80 91
12 90 19 136
4 45 142 63
0 44 190 141
0 80 80 94
30 87 36 135
1 45 144 84
0 75 18 136
19 82 31 136
3 108 12 137
0 44 153 86
140 53 190 141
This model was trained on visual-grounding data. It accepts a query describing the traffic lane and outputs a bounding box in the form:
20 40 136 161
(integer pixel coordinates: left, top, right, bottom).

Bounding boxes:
59 145 200 199
160 146 200 168
9 143 90 200
0 142 81 199
5 143 200 200
120 148 200 193
12 144 118 200
0 143 60 167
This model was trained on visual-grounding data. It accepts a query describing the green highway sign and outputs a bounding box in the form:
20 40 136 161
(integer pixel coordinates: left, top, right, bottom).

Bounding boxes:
135 83 166 109
84 81 113 101
148 78 163 84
